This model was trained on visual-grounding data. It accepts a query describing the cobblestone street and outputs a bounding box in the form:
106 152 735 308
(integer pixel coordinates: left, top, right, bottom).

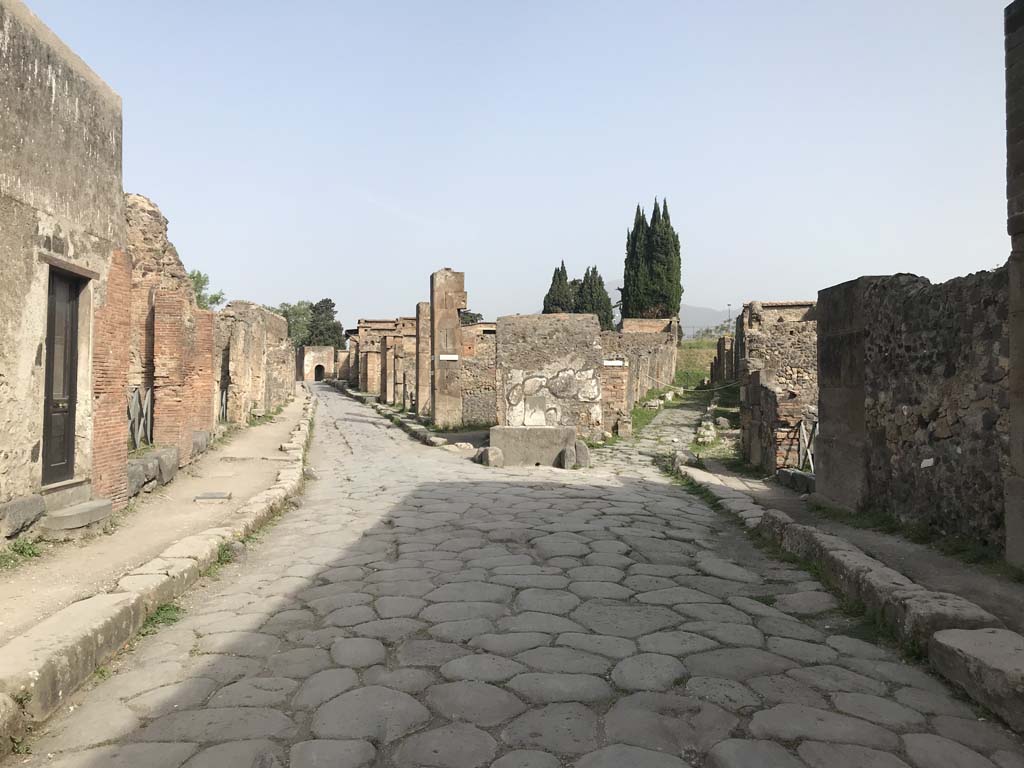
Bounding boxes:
9 385 1022 768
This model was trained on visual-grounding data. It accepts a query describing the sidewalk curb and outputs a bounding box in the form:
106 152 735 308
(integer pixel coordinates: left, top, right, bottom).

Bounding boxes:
674 455 1024 733
327 379 450 448
0 390 316 756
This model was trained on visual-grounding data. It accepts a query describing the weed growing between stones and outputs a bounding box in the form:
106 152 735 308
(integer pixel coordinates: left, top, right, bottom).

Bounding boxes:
248 404 284 427
139 603 183 637
202 543 236 579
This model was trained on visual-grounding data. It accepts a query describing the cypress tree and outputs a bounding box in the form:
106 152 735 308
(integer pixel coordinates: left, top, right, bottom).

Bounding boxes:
576 266 614 330
306 298 346 347
620 205 650 319
620 198 682 319
542 261 574 313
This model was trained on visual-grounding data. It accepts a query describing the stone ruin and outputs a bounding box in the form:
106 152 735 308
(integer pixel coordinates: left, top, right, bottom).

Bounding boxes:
735 301 818 471
297 345 336 382
214 301 294 424
709 335 735 385
495 314 604 438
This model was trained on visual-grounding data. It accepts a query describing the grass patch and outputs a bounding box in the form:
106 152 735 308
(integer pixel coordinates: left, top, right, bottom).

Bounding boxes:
0 538 43 571
139 603 183 637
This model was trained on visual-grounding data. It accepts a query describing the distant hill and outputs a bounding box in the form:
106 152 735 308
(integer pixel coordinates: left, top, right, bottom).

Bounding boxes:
680 304 732 335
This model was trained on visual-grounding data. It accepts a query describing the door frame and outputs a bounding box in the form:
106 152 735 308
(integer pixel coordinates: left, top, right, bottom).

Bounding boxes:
41 267 82 487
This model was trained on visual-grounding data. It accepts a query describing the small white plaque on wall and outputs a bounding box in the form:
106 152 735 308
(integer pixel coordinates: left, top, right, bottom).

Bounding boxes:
438 354 460 361
603 360 625 367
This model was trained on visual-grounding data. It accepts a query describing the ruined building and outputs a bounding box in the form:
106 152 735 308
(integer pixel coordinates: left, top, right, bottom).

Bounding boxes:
735 301 818 471
0 0 128 537
214 301 294 424
297 346 336 382
1009 0 1024 568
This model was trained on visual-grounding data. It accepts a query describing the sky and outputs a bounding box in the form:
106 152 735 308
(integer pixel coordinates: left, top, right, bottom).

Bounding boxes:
30 1 1012 330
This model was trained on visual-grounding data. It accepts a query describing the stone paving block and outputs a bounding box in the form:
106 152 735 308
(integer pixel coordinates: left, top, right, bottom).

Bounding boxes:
706 739 805 768
797 741 912 768
289 740 376 768
312 686 430 743
426 681 527 726
901 733 997 768
501 703 600 754
748 703 899 749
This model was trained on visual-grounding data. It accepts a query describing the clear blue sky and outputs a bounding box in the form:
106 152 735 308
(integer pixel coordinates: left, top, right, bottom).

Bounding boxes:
31 1 1010 328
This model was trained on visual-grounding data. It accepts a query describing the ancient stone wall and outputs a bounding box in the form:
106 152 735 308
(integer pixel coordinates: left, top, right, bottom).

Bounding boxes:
125 193 215 466
599 326 678 433
461 323 497 426
354 320 396 394
737 301 818 471
1006 1 1024 566
710 336 735 384
298 346 335 382
431 269 466 428
496 314 603 438
818 271 1011 553
0 0 126 511
214 301 293 424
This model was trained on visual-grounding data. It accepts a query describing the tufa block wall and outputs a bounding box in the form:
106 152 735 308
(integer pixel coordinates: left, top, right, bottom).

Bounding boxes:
0 0 125 508
416 302 432 417
496 314 603 439
1006 0 1024 566
599 324 678 432
461 323 497 426
214 301 293 424
710 336 735 385
736 301 818 471
818 272 1011 554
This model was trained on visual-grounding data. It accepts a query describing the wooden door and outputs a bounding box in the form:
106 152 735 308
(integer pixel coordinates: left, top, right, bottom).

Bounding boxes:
42 270 80 485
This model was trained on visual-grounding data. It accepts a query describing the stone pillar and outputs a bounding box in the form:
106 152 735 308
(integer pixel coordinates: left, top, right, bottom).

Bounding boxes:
380 335 397 405
416 301 431 417
430 269 466 428
814 277 874 512
1006 1 1024 566
348 339 359 387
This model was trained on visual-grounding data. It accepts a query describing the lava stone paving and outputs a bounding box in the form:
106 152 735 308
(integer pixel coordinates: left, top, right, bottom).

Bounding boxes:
10 387 1023 768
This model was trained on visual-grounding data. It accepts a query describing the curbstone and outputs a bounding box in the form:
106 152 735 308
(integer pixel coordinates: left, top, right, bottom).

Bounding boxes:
681 464 1024 730
0 389 317 754
0 592 147 721
929 628 1024 732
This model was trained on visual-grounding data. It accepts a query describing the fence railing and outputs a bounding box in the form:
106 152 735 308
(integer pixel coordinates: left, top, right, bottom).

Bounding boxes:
798 418 818 473
127 386 153 450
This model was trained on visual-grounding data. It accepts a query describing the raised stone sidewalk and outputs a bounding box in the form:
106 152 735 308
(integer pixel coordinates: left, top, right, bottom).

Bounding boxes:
0 393 316 758
677 460 1024 734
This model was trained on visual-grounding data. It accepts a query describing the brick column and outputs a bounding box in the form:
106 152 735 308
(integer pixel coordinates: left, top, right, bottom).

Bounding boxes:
430 269 466 428
152 289 191 465
416 302 431 417
190 309 215 433
1006 0 1024 565
91 250 130 509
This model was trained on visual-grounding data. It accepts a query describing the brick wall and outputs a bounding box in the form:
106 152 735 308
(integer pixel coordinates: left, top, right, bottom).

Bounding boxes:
152 288 214 467
91 249 130 509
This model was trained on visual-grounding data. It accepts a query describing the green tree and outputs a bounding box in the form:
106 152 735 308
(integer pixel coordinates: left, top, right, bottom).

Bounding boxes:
277 300 313 346
188 270 225 309
305 298 345 348
460 310 484 326
542 261 574 313
575 266 614 330
619 198 682 319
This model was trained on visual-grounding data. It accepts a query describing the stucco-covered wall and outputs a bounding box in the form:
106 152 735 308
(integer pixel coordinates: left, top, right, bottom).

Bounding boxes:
496 314 603 438
0 0 124 509
299 346 335 382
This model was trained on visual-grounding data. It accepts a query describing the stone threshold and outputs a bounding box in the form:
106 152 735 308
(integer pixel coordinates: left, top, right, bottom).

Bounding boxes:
674 456 1024 735
0 393 317 759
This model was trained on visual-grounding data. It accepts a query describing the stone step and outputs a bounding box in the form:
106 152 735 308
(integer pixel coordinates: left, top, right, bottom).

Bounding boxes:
40 480 92 513
40 499 112 533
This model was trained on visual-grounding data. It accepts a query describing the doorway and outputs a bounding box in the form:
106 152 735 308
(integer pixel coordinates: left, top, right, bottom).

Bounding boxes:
42 269 81 486
314 364 325 382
